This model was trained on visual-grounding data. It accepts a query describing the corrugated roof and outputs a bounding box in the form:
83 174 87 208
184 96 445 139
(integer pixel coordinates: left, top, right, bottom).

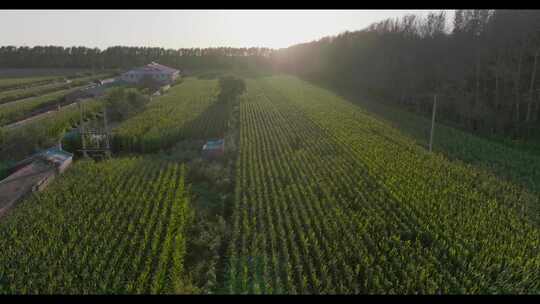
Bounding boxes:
40 148 73 163
203 139 225 151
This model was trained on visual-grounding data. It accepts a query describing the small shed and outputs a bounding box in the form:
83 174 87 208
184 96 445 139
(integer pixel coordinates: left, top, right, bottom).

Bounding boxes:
120 62 180 85
202 139 225 159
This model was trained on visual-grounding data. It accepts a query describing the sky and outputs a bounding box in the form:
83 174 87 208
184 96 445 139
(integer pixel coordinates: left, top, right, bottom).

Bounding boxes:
0 10 454 50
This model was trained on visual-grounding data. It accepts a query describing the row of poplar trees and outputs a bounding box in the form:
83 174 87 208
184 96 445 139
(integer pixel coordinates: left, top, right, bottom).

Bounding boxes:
1 10 539 139
0 46 273 71
272 10 540 139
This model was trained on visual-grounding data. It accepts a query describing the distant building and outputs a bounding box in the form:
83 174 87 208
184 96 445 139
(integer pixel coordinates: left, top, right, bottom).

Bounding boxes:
120 62 180 85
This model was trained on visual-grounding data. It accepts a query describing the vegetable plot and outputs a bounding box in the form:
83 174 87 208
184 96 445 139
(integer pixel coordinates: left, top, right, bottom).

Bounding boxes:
0 157 192 294
225 76 540 294
113 78 231 153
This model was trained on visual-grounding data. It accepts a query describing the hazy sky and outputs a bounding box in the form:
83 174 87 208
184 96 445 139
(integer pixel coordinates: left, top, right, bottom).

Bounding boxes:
0 10 454 49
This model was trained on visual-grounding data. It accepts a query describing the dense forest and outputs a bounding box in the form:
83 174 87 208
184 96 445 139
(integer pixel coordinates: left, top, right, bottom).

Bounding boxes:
0 46 273 71
272 9 540 139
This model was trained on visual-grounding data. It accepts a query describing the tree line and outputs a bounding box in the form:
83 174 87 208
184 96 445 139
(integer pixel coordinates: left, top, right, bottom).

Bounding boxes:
272 10 540 139
0 46 273 71
2 10 539 140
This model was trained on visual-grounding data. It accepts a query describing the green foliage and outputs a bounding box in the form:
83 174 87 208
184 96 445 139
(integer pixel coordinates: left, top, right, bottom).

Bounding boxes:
0 98 103 162
0 46 273 71
0 157 192 294
0 76 62 92
352 93 540 195
0 73 115 105
0 73 113 127
0 88 79 126
198 71 222 80
275 10 540 140
105 87 149 122
225 75 540 294
3 73 539 295
218 76 246 102
171 77 184 87
113 78 230 153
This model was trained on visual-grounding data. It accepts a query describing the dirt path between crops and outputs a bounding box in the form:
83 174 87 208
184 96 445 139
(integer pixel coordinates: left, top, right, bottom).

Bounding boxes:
4 98 91 130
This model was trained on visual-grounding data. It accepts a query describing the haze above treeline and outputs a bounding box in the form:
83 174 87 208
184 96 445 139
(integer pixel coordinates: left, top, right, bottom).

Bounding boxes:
0 10 453 49
1 10 539 141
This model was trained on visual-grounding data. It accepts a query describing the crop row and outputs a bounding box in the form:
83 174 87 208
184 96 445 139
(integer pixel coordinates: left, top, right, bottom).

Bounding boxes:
0 98 103 163
0 76 64 92
113 78 230 153
0 157 191 294
0 73 115 105
352 94 540 195
224 76 540 294
0 86 88 126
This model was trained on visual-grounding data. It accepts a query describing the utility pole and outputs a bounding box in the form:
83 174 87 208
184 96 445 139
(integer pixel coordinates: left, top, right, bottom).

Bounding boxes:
103 105 111 158
79 100 88 158
429 94 437 152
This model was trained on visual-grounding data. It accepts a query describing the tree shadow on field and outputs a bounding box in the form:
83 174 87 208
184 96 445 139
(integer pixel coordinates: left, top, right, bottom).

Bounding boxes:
182 97 231 141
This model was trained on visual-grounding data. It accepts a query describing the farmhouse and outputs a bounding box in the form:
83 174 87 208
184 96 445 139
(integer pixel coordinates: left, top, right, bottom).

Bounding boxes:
120 62 180 85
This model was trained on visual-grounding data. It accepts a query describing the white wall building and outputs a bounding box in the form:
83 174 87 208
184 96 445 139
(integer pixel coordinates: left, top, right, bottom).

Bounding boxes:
120 62 180 85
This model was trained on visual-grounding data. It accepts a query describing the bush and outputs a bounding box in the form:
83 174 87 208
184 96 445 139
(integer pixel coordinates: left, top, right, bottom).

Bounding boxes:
105 87 150 121
217 76 246 102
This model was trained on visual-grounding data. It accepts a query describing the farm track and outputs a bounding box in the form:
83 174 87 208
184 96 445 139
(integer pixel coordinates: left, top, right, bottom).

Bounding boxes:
3 99 85 130
0 74 113 127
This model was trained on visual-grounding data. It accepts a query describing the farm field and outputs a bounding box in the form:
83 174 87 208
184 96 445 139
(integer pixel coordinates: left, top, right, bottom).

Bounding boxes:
0 97 104 164
0 157 192 294
113 77 229 153
0 68 97 92
347 93 540 195
0 68 92 78
225 75 540 294
0 73 113 127
1 74 539 294
0 86 86 126
0 76 64 92
0 72 114 105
